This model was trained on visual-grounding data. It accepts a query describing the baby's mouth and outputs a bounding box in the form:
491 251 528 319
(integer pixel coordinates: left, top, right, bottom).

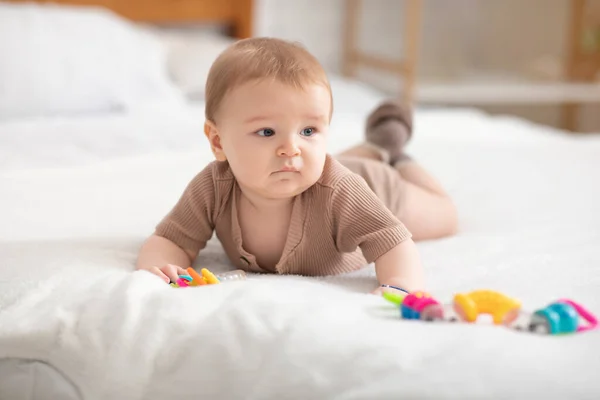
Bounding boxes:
275 165 300 173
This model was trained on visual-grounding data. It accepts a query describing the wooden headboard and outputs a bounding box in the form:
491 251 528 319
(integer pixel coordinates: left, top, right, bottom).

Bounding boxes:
6 0 254 38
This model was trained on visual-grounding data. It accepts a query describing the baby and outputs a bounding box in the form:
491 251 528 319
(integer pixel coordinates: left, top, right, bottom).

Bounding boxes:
136 37 457 294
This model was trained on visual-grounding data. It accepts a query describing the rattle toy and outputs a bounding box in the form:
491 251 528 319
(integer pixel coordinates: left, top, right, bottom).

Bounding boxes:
170 267 246 288
505 299 598 334
383 290 598 335
453 290 521 324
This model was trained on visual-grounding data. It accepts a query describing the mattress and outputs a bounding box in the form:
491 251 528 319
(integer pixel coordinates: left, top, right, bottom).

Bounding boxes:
1 77 600 399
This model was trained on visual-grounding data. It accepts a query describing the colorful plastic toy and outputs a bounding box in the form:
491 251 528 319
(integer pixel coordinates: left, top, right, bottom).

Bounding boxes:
453 290 521 324
383 291 443 320
383 289 598 335
169 267 246 288
504 299 598 335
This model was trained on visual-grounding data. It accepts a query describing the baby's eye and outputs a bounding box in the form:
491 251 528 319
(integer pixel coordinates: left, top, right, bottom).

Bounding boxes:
256 128 275 137
300 127 316 137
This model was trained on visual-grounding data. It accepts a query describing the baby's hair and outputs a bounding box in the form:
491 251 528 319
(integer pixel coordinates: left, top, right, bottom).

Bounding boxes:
205 37 332 122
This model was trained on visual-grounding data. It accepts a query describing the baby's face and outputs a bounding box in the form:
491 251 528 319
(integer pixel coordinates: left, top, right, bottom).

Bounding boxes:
212 79 331 200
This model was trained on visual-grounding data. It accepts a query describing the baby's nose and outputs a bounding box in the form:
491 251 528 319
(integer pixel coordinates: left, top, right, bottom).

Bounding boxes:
277 136 301 157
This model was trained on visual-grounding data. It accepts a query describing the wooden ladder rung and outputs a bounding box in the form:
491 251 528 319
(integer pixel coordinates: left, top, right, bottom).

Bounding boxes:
351 52 409 74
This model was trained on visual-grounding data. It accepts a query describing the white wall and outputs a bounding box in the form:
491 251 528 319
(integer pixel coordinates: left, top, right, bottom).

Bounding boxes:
254 0 345 72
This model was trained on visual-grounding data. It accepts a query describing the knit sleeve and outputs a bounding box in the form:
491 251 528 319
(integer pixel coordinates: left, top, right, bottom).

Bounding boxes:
330 173 412 263
154 164 216 257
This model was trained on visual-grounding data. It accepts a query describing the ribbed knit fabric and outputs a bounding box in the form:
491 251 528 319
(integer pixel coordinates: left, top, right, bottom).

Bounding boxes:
155 154 411 276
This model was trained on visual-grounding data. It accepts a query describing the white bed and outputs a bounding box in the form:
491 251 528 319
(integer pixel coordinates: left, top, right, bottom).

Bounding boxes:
1 3 600 400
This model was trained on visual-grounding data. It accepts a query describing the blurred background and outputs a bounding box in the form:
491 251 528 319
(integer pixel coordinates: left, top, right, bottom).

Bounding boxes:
256 0 600 133
132 0 600 133
1 0 599 134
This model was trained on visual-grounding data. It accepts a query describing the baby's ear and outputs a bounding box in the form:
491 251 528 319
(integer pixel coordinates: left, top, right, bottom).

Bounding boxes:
204 121 227 162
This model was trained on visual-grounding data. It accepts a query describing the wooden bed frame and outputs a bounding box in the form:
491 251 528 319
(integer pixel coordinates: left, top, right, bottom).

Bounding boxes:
5 0 254 39
562 0 600 131
342 0 422 105
343 0 598 132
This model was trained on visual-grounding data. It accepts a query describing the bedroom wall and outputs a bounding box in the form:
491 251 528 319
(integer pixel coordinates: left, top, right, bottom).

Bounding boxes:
254 0 600 132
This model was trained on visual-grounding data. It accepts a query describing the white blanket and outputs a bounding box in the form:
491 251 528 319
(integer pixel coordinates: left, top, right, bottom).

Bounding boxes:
1 106 600 399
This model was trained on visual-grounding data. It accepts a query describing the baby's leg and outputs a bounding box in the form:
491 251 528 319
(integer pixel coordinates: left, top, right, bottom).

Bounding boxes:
338 102 457 241
393 160 457 240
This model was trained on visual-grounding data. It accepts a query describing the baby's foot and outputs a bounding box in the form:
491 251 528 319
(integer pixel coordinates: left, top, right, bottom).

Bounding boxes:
365 101 413 165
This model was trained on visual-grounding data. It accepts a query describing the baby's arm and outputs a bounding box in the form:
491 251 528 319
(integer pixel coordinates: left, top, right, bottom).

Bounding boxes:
136 165 217 283
331 172 424 294
136 235 195 282
374 238 424 293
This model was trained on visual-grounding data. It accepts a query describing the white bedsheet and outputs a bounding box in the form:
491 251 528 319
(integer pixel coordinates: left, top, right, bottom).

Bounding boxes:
1 78 600 399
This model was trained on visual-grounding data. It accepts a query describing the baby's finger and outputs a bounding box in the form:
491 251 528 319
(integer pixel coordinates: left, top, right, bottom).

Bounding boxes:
150 266 170 283
176 266 188 276
163 264 183 282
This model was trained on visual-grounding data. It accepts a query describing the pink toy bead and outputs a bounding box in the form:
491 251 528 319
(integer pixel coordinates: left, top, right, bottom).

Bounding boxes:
176 278 189 287
403 292 440 312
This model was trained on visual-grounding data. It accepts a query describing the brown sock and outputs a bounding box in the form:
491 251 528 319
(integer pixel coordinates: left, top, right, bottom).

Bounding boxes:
365 101 413 165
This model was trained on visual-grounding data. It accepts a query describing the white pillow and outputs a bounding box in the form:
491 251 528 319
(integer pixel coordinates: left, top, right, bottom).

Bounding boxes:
147 27 236 99
0 3 184 119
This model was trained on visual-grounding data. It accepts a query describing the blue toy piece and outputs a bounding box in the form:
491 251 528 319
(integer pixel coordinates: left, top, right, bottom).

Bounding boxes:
533 302 580 334
401 304 420 320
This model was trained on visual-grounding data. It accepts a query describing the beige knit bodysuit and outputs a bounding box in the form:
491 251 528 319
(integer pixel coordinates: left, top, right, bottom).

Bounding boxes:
155 154 411 276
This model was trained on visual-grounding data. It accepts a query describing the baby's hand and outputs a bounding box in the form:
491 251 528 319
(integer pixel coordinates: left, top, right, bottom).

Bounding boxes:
143 264 188 283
